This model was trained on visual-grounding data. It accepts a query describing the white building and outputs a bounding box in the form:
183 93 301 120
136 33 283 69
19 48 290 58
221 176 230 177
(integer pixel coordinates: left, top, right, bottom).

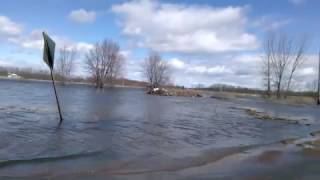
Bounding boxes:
7 73 22 79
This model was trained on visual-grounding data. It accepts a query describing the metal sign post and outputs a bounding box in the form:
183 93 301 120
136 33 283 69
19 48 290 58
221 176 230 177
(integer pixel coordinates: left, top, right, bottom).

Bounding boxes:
43 32 63 124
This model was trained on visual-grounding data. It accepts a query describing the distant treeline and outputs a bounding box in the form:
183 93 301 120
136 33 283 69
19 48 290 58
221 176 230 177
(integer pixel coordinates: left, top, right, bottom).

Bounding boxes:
0 66 147 88
0 66 52 80
197 84 264 95
197 84 316 98
0 67 8 77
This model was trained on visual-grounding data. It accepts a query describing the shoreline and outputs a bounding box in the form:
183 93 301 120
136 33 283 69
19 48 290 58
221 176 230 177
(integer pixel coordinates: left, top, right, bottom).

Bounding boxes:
0 76 145 89
1 76 316 106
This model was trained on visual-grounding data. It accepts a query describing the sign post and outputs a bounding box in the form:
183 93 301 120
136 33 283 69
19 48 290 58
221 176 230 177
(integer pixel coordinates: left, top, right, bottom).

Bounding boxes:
43 32 63 124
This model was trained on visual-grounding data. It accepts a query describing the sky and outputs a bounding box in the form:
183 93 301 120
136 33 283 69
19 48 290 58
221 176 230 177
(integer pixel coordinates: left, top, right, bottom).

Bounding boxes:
0 0 319 89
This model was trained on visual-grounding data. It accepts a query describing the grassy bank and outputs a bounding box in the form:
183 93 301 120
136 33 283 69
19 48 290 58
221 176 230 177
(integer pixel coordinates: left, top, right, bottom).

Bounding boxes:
198 89 317 106
264 95 316 106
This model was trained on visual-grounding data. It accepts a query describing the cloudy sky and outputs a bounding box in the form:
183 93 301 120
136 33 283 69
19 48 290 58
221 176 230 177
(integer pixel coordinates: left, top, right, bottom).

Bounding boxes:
0 0 319 88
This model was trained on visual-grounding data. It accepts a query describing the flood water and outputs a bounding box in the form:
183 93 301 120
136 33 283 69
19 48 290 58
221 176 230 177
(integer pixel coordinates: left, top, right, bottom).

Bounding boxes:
0 79 319 179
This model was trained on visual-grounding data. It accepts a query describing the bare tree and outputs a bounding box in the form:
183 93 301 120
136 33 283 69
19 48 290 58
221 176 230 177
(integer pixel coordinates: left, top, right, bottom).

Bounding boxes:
269 33 293 98
84 39 124 88
106 50 125 86
262 31 310 99
262 32 274 97
263 32 309 99
285 35 308 96
56 46 77 84
143 52 170 88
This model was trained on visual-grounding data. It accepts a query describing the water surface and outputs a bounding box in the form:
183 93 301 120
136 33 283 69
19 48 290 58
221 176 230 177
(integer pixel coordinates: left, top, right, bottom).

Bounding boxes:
0 79 319 179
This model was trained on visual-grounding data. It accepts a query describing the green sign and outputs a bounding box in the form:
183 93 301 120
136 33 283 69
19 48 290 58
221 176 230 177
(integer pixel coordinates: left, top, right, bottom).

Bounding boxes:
42 32 55 69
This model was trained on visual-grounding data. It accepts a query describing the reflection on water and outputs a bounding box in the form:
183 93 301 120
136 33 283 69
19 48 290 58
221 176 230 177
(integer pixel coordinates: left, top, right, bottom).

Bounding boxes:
0 79 319 178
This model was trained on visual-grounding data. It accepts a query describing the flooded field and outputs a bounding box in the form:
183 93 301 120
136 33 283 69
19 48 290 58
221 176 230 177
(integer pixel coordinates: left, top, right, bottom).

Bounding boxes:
0 79 320 179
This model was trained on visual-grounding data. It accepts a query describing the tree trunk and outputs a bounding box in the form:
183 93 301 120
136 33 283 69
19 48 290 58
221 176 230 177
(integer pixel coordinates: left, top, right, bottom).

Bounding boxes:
267 59 271 97
285 72 294 99
95 76 104 89
276 80 281 99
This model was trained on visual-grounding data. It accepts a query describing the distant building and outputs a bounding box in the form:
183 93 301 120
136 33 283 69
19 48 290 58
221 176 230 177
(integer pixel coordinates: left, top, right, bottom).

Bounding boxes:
7 73 22 79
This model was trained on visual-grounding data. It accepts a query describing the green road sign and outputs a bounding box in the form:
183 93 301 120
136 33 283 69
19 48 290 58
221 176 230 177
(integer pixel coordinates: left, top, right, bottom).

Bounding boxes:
42 32 63 124
43 32 55 69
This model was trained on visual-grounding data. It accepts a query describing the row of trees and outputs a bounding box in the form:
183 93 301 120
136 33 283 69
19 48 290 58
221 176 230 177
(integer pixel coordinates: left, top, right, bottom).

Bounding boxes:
54 39 170 89
262 31 309 99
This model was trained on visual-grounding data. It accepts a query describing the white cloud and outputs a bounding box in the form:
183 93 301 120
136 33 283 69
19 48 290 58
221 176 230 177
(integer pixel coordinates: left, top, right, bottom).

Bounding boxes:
169 58 185 69
72 42 94 52
0 15 94 71
187 65 232 74
112 0 258 54
124 57 144 81
169 57 233 75
0 55 47 69
0 59 12 67
163 54 263 87
0 15 23 36
8 29 93 52
68 9 96 23
297 67 315 76
234 54 261 63
8 30 43 49
119 50 131 59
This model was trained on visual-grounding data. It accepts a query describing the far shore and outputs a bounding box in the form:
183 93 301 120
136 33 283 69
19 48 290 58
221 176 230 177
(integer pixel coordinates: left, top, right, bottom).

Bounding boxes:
0 76 145 89
1 76 317 106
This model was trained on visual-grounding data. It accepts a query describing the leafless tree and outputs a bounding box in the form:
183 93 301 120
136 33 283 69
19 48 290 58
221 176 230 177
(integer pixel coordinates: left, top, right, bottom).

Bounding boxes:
285 35 308 97
143 52 170 88
108 50 125 85
262 32 273 97
56 46 77 84
262 31 308 99
84 39 124 88
269 33 292 98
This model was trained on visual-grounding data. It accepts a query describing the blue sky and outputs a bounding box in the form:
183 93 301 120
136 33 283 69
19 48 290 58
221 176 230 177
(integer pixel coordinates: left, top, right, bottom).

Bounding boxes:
0 0 319 88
